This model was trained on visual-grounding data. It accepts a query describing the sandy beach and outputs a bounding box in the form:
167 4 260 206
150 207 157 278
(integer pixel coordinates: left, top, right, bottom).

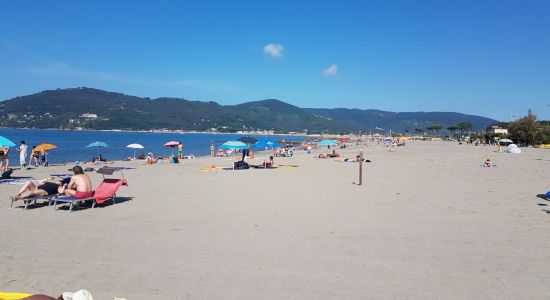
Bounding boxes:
1 141 550 299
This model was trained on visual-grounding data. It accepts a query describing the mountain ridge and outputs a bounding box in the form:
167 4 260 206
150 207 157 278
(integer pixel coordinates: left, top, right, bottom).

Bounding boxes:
0 87 498 133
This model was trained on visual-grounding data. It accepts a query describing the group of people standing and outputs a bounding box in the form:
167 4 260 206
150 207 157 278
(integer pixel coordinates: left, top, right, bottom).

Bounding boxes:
0 140 48 172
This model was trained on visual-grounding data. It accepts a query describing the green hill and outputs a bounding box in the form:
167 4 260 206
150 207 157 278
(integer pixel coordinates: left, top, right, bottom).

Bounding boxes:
0 87 498 133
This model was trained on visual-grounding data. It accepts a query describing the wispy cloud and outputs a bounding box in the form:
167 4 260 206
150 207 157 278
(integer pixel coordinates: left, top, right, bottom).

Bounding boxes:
27 61 140 84
322 64 338 76
1 40 242 95
263 43 284 58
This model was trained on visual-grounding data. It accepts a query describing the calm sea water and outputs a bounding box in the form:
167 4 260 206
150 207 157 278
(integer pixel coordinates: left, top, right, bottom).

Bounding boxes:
0 129 308 164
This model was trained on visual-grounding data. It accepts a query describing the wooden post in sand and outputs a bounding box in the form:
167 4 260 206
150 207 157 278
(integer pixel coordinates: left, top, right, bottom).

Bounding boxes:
358 150 363 185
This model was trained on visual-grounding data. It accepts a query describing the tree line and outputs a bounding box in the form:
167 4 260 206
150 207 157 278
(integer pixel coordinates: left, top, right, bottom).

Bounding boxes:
408 110 550 147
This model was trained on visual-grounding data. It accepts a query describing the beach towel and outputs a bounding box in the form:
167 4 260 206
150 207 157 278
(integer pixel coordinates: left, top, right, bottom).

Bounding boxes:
1 169 13 179
0 178 34 185
0 292 33 299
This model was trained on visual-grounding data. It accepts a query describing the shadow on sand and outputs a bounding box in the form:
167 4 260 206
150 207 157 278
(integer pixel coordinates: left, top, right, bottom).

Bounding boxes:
54 196 134 212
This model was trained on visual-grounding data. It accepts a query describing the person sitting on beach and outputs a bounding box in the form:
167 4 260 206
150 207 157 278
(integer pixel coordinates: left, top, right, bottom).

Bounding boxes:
39 149 47 166
59 166 93 199
254 155 274 168
483 158 493 167
146 152 156 164
10 176 71 201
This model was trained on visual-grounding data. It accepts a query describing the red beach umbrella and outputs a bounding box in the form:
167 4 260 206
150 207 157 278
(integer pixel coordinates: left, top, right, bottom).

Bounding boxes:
164 141 179 147
164 141 180 157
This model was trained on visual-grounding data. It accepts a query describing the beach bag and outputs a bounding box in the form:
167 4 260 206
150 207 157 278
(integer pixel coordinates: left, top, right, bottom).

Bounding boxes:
1 169 13 179
233 161 249 169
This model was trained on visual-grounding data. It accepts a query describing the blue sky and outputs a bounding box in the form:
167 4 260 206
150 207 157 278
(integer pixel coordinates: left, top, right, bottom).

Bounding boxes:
1 0 549 121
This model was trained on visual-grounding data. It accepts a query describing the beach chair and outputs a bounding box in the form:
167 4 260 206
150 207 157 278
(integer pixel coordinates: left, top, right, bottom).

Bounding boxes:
10 195 56 210
53 167 128 212
52 178 128 212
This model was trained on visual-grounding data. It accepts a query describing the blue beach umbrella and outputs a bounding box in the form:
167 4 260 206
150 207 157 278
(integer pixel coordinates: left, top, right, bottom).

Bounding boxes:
254 138 281 149
220 140 249 150
86 141 108 156
318 139 337 146
0 135 16 147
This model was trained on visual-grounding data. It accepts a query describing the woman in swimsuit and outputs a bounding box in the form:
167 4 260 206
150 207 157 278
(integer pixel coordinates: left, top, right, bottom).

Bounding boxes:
10 177 71 202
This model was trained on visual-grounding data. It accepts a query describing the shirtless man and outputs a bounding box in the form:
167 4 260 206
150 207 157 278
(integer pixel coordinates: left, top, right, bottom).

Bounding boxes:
60 166 94 198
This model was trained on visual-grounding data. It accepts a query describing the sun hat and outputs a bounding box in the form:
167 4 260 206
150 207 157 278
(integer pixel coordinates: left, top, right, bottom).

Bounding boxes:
62 289 93 300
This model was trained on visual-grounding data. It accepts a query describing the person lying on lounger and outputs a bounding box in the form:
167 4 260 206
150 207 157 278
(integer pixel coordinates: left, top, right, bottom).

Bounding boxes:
328 149 340 158
10 176 71 201
59 166 94 199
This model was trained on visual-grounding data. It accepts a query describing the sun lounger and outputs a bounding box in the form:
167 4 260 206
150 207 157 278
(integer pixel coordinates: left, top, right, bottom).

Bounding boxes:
10 194 56 210
53 178 128 212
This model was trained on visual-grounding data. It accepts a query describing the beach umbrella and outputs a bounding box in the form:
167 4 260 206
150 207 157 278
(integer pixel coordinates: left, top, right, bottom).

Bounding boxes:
383 137 393 142
220 140 248 149
254 138 281 149
86 141 108 156
238 136 257 145
164 141 180 156
126 143 144 159
126 143 144 149
164 141 179 147
318 139 337 146
498 138 513 146
34 143 57 151
0 135 16 147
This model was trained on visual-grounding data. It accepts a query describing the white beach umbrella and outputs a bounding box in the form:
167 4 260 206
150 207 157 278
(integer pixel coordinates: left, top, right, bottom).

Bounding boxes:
127 143 144 159
498 139 513 146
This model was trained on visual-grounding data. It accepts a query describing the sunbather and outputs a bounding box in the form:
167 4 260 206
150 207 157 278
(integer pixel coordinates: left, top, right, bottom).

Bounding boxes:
482 158 495 167
145 152 156 164
59 166 93 199
328 149 340 158
10 176 70 201
252 156 274 168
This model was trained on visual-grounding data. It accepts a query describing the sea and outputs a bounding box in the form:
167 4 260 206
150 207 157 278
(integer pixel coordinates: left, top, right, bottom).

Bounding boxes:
0 129 309 164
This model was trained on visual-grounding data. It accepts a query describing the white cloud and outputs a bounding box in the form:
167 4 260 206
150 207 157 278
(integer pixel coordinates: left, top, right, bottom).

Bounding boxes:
263 43 284 58
322 64 338 76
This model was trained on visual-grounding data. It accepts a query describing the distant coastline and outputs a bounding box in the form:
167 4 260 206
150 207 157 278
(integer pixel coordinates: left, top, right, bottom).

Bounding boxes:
0 87 498 133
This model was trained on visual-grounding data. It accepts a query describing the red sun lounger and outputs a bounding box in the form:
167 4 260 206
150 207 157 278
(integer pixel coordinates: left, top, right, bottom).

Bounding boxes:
53 179 128 212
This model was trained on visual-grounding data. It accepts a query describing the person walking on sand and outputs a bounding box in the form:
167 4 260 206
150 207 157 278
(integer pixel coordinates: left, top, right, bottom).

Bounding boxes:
59 166 94 199
16 140 28 170
0 145 10 171
28 145 39 167
210 144 215 156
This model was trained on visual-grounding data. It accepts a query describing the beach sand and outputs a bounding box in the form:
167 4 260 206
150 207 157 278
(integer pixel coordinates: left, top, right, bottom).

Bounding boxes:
1 141 550 299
